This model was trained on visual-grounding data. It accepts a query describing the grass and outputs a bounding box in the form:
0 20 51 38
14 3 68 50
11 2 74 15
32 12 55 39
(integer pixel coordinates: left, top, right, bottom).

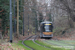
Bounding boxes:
0 40 73 50
44 40 70 46
24 40 51 50
0 41 31 50
44 40 75 46
35 40 70 50
11 41 31 50
57 40 75 44
43 40 75 49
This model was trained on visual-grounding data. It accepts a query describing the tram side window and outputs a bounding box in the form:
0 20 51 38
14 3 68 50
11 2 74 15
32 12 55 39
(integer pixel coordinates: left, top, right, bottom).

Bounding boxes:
49 24 53 32
40 24 45 32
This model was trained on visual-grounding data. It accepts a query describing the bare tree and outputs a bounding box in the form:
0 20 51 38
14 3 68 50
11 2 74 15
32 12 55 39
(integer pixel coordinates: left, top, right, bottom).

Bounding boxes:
51 0 75 28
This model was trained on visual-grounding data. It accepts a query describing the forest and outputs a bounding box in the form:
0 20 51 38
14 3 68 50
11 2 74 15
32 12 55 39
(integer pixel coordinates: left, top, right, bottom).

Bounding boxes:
0 0 75 40
0 0 75 50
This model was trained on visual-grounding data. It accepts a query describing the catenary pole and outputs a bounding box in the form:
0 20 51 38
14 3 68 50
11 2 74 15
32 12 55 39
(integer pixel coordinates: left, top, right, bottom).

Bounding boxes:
10 0 13 43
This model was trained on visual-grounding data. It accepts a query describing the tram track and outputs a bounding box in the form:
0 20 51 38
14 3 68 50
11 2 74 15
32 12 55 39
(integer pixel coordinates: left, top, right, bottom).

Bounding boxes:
42 38 75 49
36 36 74 50
22 35 34 50
44 37 75 46
22 34 72 50
22 35 40 50
33 35 54 50
22 35 54 50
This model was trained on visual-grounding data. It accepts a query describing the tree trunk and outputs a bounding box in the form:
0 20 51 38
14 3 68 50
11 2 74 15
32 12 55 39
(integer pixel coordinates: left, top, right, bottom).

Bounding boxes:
0 32 3 39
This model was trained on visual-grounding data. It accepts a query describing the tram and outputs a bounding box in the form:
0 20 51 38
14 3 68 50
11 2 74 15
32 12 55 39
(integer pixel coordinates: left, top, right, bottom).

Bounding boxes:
40 21 53 38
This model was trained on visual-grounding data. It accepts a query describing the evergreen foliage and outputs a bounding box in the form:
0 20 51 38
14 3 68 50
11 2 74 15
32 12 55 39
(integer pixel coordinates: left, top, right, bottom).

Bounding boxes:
0 0 9 34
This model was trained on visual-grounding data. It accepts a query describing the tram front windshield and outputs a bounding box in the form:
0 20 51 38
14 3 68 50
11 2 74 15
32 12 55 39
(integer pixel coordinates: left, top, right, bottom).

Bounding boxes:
41 23 53 32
